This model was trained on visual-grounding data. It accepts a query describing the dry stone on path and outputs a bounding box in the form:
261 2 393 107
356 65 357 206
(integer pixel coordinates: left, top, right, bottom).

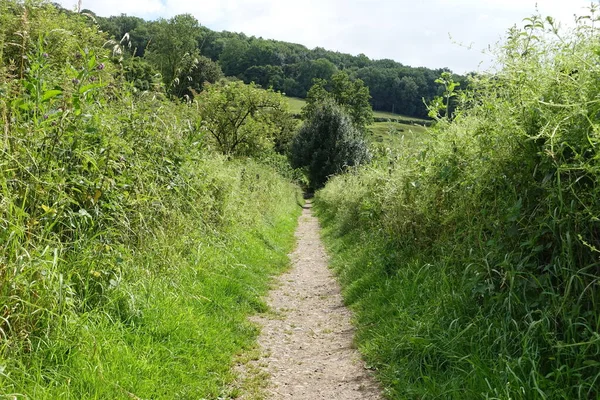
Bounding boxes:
244 200 381 399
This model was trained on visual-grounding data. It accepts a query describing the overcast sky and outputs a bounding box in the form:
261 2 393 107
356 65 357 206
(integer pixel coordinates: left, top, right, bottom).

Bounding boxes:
56 0 593 73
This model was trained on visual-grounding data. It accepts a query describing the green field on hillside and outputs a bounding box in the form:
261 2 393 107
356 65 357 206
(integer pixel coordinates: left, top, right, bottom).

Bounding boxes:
286 96 427 122
367 121 429 150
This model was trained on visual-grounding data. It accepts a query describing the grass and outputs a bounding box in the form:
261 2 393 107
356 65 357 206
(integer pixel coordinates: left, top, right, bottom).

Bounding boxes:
367 121 428 150
371 109 427 122
287 96 307 115
0 157 302 399
285 96 428 122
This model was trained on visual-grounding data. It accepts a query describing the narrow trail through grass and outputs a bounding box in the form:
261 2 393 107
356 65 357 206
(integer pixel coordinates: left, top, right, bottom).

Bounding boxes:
239 200 381 399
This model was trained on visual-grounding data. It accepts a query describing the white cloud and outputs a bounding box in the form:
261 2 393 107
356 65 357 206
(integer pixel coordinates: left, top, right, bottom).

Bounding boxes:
57 0 593 73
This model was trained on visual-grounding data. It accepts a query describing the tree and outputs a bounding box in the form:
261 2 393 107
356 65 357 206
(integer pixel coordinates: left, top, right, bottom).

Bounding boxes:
219 37 250 76
243 65 285 90
145 14 200 92
171 53 222 98
97 14 149 57
122 57 161 92
302 71 373 132
291 100 370 189
398 75 419 116
197 81 292 156
295 58 337 96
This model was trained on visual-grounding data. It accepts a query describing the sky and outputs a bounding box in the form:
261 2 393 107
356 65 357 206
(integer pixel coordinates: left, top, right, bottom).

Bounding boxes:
55 0 594 74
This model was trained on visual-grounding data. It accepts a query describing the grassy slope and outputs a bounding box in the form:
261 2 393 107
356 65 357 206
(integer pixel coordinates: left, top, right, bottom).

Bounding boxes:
286 96 427 122
313 19 600 396
367 121 428 150
1 5 304 397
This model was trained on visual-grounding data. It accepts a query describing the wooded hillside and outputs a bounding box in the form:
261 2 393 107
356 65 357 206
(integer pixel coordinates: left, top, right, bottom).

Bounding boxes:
81 9 465 118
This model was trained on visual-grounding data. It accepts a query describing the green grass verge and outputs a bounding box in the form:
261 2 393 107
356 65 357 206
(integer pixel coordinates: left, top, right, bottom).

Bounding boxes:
314 18 600 395
315 225 480 398
0 161 302 399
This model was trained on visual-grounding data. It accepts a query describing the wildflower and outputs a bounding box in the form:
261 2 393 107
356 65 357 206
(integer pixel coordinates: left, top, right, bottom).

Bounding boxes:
72 78 80 85
42 53 49 58
97 63 105 70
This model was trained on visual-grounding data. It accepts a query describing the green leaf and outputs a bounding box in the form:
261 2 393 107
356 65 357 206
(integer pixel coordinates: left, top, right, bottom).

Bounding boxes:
12 98 31 111
87 54 97 70
42 90 62 102
23 81 36 95
79 83 103 95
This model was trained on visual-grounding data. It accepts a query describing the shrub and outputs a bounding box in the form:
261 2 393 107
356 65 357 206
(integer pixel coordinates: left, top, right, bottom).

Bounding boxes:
291 100 370 189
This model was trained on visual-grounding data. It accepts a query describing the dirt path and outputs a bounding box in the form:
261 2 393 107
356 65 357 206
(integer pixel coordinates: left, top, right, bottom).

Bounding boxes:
242 201 381 399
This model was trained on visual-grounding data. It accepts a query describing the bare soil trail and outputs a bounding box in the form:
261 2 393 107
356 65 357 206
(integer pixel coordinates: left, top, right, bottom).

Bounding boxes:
241 200 381 399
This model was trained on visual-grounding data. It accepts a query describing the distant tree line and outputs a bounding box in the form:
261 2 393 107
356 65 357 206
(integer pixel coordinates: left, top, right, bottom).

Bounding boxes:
68 9 466 118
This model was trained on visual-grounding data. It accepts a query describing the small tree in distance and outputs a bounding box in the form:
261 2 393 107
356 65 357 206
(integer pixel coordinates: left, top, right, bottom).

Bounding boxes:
291 100 370 190
198 80 293 156
302 71 373 132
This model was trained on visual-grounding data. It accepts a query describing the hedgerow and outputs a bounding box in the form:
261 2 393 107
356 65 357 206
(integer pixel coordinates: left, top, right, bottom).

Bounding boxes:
316 10 600 399
0 1 300 397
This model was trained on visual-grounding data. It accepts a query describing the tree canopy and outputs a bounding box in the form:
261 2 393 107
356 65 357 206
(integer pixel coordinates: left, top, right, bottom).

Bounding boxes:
197 81 293 156
91 11 464 117
302 71 373 131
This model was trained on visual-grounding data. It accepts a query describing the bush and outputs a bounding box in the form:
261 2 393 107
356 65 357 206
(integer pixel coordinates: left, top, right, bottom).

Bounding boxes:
290 100 370 189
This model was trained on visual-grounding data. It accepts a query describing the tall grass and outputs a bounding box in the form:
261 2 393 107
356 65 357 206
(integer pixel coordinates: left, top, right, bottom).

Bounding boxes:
0 1 301 397
316 10 600 399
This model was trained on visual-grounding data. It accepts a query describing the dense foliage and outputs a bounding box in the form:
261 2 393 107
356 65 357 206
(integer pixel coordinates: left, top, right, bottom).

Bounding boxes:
302 71 374 132
316 11 600 399
291 100 370 190
0 1 300 397
91 9 464 117
198 80 294 156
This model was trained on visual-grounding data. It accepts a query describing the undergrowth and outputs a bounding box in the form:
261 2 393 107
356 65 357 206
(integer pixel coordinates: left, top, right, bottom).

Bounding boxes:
0 1 301 398
316 9 600 400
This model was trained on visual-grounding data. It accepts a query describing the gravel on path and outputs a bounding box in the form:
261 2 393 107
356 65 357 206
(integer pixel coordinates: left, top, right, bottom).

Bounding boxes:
241 200 382 399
